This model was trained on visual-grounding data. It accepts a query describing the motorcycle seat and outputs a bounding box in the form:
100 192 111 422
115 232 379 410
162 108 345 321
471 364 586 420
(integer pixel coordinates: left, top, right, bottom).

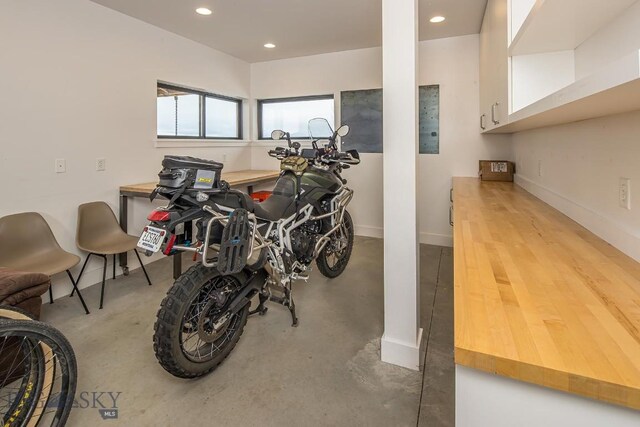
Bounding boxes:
253 194 296 222
209 191 254 211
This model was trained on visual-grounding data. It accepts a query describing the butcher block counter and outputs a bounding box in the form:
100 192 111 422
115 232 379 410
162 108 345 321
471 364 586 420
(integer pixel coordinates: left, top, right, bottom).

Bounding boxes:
453 177 640 410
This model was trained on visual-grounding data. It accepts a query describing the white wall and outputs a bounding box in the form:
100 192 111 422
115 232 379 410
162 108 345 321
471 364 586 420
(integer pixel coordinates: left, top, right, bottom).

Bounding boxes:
575 1 640 80
511 50 575 112
509 0 537 41
418 36 512 245
0 0 251 299
512 2 640 263
250 47 385 238
513 111 640 262
251 34 512 246
1 2 514 305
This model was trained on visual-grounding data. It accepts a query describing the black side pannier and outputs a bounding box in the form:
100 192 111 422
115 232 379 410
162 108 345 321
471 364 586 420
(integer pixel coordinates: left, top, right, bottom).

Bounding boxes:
157 155 223 191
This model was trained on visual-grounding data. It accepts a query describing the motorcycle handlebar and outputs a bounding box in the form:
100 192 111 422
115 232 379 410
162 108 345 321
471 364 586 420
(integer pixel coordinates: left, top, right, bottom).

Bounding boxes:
268 147 288 158
268 144 359 165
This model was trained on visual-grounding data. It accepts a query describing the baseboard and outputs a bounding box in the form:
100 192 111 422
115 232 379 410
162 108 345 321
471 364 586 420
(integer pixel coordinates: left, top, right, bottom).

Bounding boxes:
420 232 453 247
355 225 453 247
515 174 640 262
380 328 425 371
354 225 384 239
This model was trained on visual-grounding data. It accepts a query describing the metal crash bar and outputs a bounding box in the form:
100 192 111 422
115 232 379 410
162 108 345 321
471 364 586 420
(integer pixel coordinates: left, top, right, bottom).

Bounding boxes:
312 188 353 257
172 187 353 268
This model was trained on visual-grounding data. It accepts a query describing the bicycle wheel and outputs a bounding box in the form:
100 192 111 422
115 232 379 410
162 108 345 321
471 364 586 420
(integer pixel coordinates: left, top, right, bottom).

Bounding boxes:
0 317 77 427
0 307 35 321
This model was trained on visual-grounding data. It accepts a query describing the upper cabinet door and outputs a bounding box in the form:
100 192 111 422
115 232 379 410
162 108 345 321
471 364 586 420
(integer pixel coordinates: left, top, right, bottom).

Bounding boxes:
479 2 492 131
480 0 640 134
479 0 509 132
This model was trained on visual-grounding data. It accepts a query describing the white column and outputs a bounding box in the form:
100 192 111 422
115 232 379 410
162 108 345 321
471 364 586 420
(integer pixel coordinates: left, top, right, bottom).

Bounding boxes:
380 0 423 370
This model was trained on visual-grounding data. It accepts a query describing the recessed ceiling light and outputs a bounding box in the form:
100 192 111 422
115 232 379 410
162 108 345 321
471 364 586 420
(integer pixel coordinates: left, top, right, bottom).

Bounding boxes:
195 7 212 15
264 43 276 49
430 16 446 23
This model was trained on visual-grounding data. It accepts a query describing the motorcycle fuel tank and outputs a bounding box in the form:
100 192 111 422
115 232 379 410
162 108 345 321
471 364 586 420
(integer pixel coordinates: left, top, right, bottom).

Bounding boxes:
301 168 342 193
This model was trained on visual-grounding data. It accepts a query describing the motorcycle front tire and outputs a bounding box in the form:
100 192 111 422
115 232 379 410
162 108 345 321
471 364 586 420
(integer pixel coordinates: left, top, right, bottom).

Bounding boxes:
316 210 354 279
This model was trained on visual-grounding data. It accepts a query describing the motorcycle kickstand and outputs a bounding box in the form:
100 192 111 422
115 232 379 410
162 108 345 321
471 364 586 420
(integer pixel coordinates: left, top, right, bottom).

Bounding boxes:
249 293 269 317
284 287 299 327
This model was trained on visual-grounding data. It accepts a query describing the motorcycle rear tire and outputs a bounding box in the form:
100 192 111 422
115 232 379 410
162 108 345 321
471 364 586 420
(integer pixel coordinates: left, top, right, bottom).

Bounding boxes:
153 264 249 378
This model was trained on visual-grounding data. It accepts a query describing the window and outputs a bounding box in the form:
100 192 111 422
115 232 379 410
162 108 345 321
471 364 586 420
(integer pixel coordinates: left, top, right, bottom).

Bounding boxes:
157 83 242 139
258 95 334 139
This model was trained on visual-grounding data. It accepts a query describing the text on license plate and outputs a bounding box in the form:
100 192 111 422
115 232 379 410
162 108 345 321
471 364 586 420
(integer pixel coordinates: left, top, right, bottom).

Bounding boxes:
137 226 166 253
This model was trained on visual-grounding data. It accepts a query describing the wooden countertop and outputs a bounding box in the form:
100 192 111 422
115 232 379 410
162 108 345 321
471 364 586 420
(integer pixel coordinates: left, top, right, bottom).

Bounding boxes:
453 177 640 410
120 170 280 197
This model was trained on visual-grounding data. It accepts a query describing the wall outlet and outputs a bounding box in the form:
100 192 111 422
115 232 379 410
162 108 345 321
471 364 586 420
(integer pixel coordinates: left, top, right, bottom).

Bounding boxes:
96 158 106 171
55 158 66 173
222 153 227 163
619 178 631 210
537 159 543 177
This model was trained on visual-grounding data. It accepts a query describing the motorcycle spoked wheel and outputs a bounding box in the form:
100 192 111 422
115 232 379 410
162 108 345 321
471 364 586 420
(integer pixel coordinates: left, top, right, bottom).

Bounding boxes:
316 210 354 279
153 264 249 379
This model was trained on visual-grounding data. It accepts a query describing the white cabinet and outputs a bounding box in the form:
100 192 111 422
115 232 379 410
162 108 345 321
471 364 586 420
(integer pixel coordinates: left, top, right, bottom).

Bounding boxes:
479 0 640 134
509 0 637 56
479 0 509 132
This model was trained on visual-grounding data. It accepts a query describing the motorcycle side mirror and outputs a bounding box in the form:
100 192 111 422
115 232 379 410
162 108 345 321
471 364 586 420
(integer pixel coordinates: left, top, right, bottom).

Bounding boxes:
336 125 350 138
271 130 285 140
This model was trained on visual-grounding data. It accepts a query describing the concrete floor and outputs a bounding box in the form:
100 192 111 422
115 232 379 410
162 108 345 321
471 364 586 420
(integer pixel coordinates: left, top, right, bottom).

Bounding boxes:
41 237 454 426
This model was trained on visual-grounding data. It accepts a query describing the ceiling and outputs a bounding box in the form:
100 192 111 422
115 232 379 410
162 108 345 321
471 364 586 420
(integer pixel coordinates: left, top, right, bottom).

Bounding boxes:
90 0 487 63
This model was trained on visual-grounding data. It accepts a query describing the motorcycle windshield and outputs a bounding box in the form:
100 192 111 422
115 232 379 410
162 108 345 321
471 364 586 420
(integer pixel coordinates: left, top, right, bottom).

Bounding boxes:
308 118 333 140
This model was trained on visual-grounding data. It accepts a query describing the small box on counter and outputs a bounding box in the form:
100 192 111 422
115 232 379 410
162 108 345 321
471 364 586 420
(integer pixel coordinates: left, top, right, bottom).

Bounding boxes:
479 160 515 182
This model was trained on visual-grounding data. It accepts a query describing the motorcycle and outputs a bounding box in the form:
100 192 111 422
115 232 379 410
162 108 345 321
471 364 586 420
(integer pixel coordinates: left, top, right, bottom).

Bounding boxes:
139 118 360 378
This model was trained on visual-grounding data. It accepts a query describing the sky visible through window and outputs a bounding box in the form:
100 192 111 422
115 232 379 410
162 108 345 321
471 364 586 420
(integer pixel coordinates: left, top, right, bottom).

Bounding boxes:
157 94 199 136
261 98 334 139
157 88 240 138
205 97 238 138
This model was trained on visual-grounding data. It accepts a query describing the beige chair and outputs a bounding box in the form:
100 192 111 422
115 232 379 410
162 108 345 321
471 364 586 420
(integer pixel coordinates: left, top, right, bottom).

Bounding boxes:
75 201 151 309
0 212 90 314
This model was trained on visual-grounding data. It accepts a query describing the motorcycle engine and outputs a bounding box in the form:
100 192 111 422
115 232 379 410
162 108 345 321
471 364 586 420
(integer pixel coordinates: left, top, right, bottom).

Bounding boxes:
291 220 321 263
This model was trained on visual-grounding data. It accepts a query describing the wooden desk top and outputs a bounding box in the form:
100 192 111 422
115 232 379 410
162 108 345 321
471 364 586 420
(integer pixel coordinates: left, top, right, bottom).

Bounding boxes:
453 177 640 410
119 170 280 197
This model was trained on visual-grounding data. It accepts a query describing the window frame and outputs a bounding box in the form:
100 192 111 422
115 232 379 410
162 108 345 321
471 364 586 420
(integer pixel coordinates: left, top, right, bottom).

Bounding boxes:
157 82 243 140
257 94 335 140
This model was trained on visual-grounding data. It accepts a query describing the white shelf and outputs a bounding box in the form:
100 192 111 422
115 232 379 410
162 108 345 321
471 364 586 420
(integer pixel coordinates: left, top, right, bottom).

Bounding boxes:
509 0 637 56
487 50 640 133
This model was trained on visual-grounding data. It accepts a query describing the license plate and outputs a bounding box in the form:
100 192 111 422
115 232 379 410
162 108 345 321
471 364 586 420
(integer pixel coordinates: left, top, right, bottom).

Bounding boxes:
137 225 167 253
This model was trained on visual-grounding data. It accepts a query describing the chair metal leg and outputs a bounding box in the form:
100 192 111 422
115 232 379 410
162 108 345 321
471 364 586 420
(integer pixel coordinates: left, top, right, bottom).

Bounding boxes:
112 254 116 280
65 270 90 315
99 255 107 309
134 249 152 286
71 253 92 297
48 285 54 304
